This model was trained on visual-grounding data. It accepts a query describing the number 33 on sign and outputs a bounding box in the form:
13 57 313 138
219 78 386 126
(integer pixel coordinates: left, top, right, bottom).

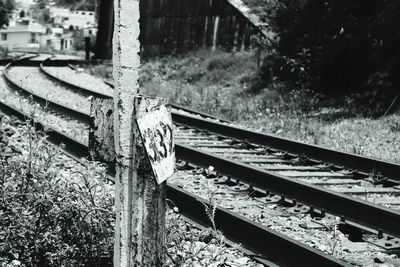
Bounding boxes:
137 104 175 184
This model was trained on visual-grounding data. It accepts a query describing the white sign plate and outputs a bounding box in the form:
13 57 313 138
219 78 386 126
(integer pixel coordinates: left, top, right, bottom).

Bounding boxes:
137 105 175 184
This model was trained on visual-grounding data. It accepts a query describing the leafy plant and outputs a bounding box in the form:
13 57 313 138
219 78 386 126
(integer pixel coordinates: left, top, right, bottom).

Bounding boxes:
165 188 228 267
260 0 400 113
0 119 114 266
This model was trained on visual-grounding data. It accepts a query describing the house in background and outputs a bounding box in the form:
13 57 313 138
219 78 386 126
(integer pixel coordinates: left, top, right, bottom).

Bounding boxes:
44 28 74 51
50 7 95 29
0 18 46 49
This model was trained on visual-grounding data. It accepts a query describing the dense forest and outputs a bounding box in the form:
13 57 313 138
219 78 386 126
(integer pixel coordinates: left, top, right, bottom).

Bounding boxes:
258 0 400 114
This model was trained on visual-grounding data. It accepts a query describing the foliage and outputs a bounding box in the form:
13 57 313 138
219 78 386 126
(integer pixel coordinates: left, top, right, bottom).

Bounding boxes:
1 0 15 12
0 46 8 59
0 120 114 266
0 0 16 28
260 0 400 113
73 30 96 52
30 1 50 24
165 194 229 267
53 0 95 11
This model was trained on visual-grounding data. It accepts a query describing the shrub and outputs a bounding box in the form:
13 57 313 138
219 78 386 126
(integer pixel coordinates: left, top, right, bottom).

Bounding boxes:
0 120 114 266
260 0 400 113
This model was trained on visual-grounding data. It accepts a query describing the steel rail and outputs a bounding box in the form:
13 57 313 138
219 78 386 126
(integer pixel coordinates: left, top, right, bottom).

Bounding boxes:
0 100 350 267
43 66 230 122
6 61 400 238
0 59 100 67
40 59 112 99
176 144 400 238
3 61 91 124
172 112 400 182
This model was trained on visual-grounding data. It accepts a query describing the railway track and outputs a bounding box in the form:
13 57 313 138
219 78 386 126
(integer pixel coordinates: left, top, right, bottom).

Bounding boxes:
1 54 400 266
0 81 348 267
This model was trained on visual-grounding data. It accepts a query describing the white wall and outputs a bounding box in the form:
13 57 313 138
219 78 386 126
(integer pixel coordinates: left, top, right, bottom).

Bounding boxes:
52 9 95 29
0 32 42 49
43 37 74 51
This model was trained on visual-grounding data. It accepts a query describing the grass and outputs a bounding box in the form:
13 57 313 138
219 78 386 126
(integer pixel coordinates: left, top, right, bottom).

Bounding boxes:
88 48 400 165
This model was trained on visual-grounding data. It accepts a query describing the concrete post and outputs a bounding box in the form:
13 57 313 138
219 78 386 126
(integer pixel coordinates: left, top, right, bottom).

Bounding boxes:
112 0 166 265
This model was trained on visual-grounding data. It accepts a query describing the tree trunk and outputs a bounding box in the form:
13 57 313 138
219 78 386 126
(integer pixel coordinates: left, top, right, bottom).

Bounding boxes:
95 0 114 59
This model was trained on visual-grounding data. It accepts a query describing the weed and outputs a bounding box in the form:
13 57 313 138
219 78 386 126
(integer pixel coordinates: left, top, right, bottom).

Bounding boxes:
322 216 342 257
388 118 400 133
0 118 114 266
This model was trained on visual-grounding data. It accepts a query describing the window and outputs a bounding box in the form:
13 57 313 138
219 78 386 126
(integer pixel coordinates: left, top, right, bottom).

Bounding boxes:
89 12 93 15
81 12 86 15
29 33 37 43
88 30 92 34
1 33 7 41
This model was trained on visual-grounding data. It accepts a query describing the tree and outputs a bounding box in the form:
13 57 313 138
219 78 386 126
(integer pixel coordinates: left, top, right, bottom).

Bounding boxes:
3 0 16 12
0 0 16 28
31 1 50 24
260 0 400 112
94 0 113 59
37 0 46 9
73 30 95 52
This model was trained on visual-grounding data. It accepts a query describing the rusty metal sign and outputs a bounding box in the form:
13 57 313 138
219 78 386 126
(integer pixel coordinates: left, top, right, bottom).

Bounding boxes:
137 104 175 184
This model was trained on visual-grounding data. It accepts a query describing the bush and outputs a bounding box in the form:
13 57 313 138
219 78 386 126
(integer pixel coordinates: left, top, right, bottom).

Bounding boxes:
0 120 114 266
260 0 400 112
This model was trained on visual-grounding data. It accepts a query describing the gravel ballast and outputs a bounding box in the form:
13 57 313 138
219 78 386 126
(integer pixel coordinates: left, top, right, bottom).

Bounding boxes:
168 164 400 266
0 68 88 143
6 67 90 114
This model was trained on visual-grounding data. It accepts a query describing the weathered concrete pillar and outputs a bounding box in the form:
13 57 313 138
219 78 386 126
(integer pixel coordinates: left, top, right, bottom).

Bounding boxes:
89 96 168 266
111 0 167 266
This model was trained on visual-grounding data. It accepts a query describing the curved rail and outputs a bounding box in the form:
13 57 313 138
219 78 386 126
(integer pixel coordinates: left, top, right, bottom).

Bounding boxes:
3 60 90 124
40 58 112 99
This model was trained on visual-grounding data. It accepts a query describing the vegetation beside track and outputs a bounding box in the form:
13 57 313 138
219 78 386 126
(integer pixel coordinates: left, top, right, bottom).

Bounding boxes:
0 116 114 266
87 48 400 164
